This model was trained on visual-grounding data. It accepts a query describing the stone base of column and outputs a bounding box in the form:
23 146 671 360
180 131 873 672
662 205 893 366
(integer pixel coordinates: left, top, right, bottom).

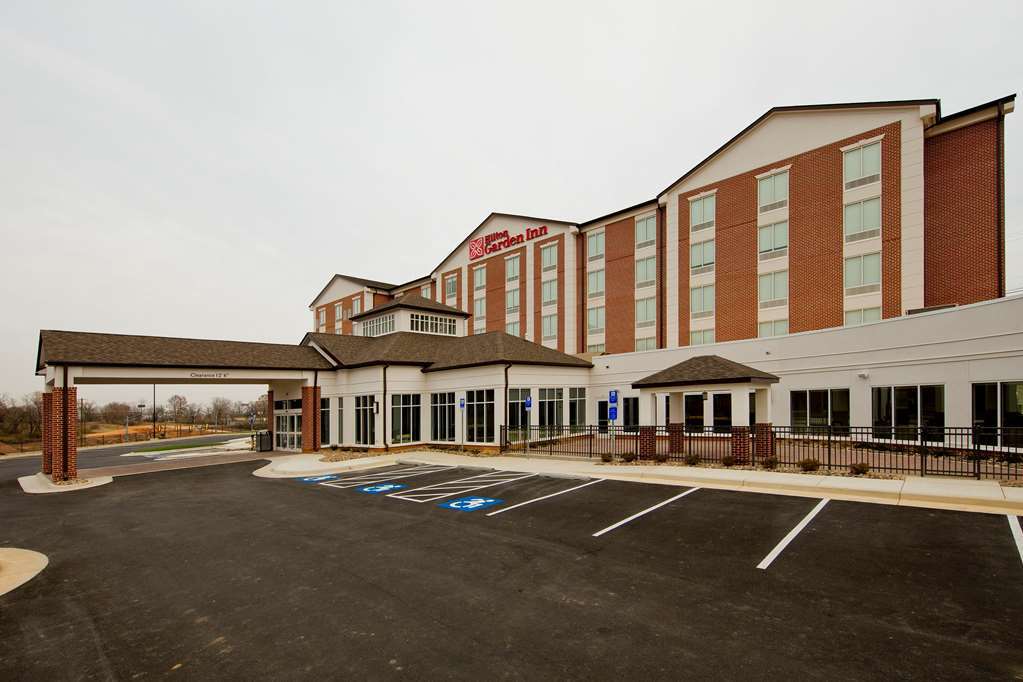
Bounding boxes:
730 425 751 464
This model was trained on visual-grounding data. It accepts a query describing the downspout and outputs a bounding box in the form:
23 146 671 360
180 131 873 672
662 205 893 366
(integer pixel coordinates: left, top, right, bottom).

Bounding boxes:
313 370 319 450
996 103 1006 297
503 363 512 448
382 365 389 451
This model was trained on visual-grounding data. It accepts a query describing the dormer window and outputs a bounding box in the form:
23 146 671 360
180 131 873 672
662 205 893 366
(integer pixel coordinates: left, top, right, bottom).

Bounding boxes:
361 314 395 337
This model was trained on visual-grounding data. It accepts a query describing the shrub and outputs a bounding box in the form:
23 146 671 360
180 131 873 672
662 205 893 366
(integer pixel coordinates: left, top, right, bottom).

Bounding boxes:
684 453 700 466
721 455 736 467
652 452 669 464
762 456 779 470
621 452 638 463
600 452 613 463
797 458 821 472
849 462 870 476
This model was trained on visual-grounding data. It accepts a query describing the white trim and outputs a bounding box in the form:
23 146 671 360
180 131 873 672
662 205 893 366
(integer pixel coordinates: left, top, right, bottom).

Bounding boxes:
839 133 885 153
756 498 830 570
754 163 792 180
1008 515 1023 568
687 188 718 201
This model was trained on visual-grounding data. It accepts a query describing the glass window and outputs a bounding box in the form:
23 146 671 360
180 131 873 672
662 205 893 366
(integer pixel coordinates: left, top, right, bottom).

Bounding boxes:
691 284 715 317
361 314 395 337
355 395 375 445
587 269 605 297
587 231 605 260
635 215 656 248
690 328 715 345
684 394 703 432
623 397 639 432
844 307 881 326
444 276 457 303
635 256 656 288
872 385 944 442
506 255 519 282
758 221 788 255
421 284 431 298
597 400 609 431
844 141 881 189
635 337 656 351
758 170 789 212
844 197 881 241
844 253 881 292
790 389 851 434
473 266 486 290
473 297 485 318
505 320 520 336
334 303 342 323
336 397 343 445
758 270 789 306
465 389 495 443
690 194 715 231
635 297 656 327
587 306 605 334
506 288 519 314
973 382 1023 448
507 388 531 439
569 388 586 429
318 308 326 325
758 319 788 337
430 392 455 441
542 279 558 305
352 297 362 316
712 394 731 433
1002 382 1023 447
538 388 563 429
690 239 715 271
391 394 421 444
587 343 605 353
320 397 331 445
541 244 558 271
542 313 558 340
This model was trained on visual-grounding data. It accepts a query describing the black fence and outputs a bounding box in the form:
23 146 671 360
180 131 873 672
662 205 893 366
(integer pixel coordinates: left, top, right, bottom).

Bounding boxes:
499 424 1023 480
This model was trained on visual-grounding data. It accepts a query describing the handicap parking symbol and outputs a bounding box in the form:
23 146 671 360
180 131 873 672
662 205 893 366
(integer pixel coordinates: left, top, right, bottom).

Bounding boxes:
439 496 503 512
357 483 406 494
298 474 340 483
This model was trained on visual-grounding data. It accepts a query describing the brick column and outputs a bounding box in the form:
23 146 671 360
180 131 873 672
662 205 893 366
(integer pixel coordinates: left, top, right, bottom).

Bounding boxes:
754 422 774 460
41 392 53 475
267 391 274 438
730 425 750 464
639 426 656 459
668 422 684 455
301 386 321 453
50 386 78 482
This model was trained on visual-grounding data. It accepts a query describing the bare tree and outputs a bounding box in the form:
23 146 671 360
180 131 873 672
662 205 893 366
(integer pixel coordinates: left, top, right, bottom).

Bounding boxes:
167 395 188 423
101 402 131 425
208 397 233 428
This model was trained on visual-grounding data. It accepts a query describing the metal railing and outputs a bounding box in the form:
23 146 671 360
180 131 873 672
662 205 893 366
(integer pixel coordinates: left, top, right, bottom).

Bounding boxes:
499 424 1023 480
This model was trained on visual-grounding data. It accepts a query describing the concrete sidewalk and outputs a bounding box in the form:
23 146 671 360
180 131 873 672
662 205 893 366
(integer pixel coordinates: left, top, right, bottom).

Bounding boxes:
252 450 1023 515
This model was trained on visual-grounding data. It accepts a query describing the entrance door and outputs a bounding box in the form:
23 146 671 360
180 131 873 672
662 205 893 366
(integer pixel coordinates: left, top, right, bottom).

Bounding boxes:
597 400 609 432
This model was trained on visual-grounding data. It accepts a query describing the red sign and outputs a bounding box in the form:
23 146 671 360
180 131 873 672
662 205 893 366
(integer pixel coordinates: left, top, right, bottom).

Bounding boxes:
469 225 549 261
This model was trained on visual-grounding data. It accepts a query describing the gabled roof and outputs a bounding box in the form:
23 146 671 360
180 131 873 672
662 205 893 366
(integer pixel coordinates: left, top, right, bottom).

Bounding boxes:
36 330 334 372
631 355 778 389
578 198 657 229
304 331 592 372
308 274 399 308
431 212 576 276
349 293 469 321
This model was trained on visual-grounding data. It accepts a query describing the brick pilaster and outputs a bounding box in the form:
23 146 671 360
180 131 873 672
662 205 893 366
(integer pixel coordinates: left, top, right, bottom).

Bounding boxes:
50 386 78 482
730 425 750 464
639 426 656 459
301 386 321 453
668 422 684 455
754 422 774 461
42 392 53 475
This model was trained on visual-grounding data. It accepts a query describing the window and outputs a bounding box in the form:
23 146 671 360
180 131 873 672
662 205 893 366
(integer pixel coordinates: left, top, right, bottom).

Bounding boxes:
541 244 557 271
844 307 881 326
635 257 656 288
690 328 715 345
758 170 789 212
391 394 421 444
623 396 639 432
321 397 331 446
542 279 558 306
844 197 881 242
635 214 656 248
587 231 605 260
635 337 656 351
507 388 531 439
506 288 520 314
844 253 881 295
361 314 396 337
690 239 715 274
444 276 457 304
569 388 586 429
844 141 881 190
473 266 486 291
334 303 342 325
318 308 326 331
758 221 788 260
505 320 520 336
587 343 605 353
355 395 375 445
691 284 715 318
872 385 945 442
351 297 362 316
465 389 495 443
473 298 485 332
506 255 519 282
684 394 703 432
597 400 609 432
421 284 431 298
538 388 563 429
972 382 1023 448
712 394 731 433
587 269 605 298
758 270 788 308
758 319 788 337
542 313 558 340
336 397 343 445
410 313 456 335
587 306 605 334
790 389 850 435
690 194 715 232
430 392 455 442
635 297 655 328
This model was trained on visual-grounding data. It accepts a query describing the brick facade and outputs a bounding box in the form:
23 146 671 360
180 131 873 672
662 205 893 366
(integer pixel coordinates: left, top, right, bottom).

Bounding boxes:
730 425 750 464
41 392 52 475
301 386 321 453
754 422 774 460
49 386 78 481
923 118 1004 306
639 425 656 459
605 215 636 354
533 234 566 350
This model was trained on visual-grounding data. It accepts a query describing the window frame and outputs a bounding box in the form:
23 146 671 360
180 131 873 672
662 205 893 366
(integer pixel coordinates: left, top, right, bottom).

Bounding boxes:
587 269 605 298
541 243 558 271
758 169 789 213
690 284 715 318
635 214 656 249
843 140 882 190
758 270 789 308
635 297 656 328
844 252 881 295
587 306 605 334
689 194 716 232
635 256 656 289
587 231 605 261
690 238 715 274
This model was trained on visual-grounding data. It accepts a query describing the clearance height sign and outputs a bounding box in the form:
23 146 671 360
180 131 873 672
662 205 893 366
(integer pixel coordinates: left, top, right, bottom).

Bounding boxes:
469 225 549 260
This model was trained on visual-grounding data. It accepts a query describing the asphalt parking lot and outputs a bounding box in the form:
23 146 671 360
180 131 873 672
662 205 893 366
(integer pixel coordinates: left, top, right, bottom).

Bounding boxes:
2 462 1022 680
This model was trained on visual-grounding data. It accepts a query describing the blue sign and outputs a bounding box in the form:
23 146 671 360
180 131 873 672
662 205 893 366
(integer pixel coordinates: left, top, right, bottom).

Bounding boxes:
609 390 618 405
459 398 465 409
357 483 406 494
608 406 618 421
298 474 340 483
524 396 532 410
439 496 503 512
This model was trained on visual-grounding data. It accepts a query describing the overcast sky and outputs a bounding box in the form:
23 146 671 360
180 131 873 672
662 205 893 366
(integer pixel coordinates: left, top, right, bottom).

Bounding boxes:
1 1 1020 407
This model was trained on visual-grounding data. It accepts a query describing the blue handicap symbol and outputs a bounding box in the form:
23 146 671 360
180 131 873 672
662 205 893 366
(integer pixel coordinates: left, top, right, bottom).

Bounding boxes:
439 496 503 512
298 474 340 483
357 483 406 494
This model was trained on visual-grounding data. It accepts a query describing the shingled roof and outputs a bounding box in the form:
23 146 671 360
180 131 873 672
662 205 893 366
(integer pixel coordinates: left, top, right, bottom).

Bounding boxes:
349 293 469 321
36 330 334 372
631 355 778 389
304 331 592 372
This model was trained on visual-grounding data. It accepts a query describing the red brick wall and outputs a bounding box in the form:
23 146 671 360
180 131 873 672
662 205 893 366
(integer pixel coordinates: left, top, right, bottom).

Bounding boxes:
41 392 52 475
576 233 586 351
532 234 565 350
677 201 691 345
301 386 320 453
473 247 525 335
605 215 635 353
924 118 1004 306
50 386 78 481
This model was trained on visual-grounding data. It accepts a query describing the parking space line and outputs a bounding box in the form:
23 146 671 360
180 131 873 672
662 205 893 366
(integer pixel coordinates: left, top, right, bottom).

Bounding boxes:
1009 515 1023 568
486 479 605 516
320 465 455 489
591 487 700 538
387 470 537 503
756 498 830 570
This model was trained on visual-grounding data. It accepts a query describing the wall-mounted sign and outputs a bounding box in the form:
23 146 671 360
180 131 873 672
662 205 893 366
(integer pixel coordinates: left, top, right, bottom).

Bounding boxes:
468 225 550 261
609 390 618 405
190 371 230 379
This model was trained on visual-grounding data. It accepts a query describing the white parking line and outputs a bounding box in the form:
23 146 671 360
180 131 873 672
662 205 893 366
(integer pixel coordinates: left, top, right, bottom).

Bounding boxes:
756 498 830 570
387 470 537 503
1008 515 1023 568
591 487 700 537
486 479 605 516
320 465 455 489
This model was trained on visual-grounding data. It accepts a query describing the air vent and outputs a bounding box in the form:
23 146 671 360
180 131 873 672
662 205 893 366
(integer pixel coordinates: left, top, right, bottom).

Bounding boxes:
845 284 881 296
691 264 715 276
845 229 881 243
692 310 714 320
691 220 715 232
759 200 787 214
759 248 787 261
759 298 788 309
636 320 655 329
636 279 655 289
845 174 880 190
